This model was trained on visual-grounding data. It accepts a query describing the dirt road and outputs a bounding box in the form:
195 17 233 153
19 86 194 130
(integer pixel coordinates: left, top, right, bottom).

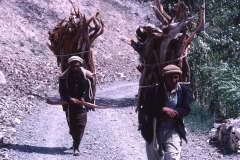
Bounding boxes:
7 81 240 160
9 81 148 160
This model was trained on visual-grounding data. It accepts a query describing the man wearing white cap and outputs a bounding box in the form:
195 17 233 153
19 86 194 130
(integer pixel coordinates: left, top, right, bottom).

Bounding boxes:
140 64 191 160
59 56 93 156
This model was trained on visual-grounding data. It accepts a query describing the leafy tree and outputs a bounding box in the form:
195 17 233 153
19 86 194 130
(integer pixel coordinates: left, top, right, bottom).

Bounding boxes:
189 0 240 121
138 0 240 121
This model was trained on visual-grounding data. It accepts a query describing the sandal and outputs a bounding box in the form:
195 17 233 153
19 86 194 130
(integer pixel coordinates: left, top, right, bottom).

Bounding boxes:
73 149 80 156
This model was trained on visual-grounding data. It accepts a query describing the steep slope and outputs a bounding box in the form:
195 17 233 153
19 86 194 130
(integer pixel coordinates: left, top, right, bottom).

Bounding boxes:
0 0 154 158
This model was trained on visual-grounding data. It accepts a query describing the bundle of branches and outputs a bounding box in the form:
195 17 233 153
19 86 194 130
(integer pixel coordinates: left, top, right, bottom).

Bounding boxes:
47 0 104 103
120 0 202 109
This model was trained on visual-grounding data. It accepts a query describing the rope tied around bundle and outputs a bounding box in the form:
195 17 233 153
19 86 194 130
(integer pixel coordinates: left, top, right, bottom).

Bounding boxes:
141 54 188 68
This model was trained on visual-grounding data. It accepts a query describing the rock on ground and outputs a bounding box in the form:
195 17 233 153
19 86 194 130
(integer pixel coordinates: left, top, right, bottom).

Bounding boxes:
0 71 6 84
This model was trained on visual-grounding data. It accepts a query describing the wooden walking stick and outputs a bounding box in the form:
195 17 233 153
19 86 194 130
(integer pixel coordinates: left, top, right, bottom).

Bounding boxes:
46 99 113 109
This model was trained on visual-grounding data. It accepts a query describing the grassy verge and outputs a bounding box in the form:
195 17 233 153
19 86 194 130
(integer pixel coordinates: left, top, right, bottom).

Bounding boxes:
184 103 214 133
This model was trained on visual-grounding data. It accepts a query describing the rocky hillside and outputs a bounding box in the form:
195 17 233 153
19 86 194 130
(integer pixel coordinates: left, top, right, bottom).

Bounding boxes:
0 0 156 151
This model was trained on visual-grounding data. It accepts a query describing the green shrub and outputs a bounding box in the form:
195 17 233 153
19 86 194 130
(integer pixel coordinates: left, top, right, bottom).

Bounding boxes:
184 103 214 133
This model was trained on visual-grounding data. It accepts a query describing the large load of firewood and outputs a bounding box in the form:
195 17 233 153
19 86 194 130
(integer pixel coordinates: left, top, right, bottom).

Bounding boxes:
120 0 202 108
46 0 104 103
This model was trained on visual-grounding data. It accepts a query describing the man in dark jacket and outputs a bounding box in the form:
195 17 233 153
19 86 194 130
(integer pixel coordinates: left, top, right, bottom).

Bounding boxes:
59 56 93 156
140 64 191 160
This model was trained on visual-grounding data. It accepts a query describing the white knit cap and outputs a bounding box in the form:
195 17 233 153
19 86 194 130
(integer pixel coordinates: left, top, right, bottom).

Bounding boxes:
68 56 83 64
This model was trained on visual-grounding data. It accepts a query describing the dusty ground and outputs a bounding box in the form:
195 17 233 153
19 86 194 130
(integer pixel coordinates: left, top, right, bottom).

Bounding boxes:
7 81 240 160
1 0 240 159
8 81 147 160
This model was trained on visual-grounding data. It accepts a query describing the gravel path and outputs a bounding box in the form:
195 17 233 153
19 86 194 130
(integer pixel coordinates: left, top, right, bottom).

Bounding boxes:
8 81 147 160
7 81 240 160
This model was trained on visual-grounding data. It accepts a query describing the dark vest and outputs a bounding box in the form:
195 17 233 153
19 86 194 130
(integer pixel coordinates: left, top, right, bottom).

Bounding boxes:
141 82 191 143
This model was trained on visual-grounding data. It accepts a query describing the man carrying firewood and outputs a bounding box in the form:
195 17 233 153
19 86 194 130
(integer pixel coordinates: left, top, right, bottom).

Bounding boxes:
140 64 191 160
59 56 94 156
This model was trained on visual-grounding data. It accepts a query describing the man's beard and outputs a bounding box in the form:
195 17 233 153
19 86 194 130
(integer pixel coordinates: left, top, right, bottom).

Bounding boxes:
72 70 80 76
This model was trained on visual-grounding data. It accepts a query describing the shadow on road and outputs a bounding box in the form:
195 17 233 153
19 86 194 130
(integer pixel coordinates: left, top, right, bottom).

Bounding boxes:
95 97 137 108
209 142 236 156
8 144 72 155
